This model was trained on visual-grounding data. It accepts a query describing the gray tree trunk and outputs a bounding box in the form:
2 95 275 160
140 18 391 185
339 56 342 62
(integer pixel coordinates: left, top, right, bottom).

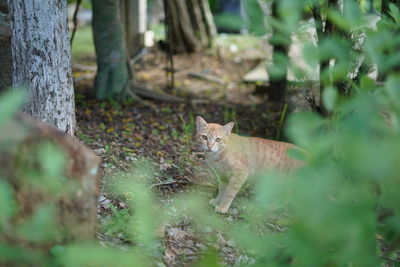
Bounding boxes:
92 0 129 100
0 0 12 93
122 0 147 59
199 0 217 40
7 0 75 135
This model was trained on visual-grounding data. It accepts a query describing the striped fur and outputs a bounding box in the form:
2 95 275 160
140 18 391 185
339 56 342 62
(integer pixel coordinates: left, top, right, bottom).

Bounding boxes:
196 116 302 213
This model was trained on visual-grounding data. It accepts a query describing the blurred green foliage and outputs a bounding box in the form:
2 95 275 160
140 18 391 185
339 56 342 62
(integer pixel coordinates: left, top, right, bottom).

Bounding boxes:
67 0 91 9
71 26 95 62
2 0 400 266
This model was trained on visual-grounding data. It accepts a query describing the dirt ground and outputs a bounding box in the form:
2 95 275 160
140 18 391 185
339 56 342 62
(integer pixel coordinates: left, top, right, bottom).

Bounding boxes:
74 46 298 265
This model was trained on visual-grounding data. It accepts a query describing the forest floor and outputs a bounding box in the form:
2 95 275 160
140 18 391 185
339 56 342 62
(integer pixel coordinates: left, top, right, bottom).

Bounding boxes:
73 45 311 265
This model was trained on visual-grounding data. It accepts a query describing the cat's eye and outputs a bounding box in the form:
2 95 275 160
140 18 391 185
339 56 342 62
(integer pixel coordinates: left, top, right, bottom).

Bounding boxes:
215 137 222 142
201 135 207 140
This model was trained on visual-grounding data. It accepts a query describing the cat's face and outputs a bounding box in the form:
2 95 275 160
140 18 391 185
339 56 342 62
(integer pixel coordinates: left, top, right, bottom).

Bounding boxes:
195 116 234 154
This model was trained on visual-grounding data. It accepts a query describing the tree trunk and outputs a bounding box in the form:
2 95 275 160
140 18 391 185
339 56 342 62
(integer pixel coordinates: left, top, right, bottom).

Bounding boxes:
165 0 216 53
122 0 147 59
199 0 217 40
380 0 400 80
312 0 340 115
267 1 290 102
92 0 129 100
0 0 12 93
188 0 208 46
7 0 75 135
381 0 400 17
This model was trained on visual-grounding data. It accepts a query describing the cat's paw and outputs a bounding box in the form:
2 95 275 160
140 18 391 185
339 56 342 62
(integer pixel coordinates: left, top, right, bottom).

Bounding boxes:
209 198 219 206
215 205 229 214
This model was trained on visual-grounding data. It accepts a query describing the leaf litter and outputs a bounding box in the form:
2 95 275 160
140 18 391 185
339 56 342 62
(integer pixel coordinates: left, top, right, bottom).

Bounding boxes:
74 47 289 266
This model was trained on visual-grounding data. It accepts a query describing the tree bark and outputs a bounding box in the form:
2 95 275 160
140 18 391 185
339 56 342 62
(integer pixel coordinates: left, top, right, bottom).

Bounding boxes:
0 0 12 93
267 1 290 102
380 0 400 79
188 0 208 46
92 0 129 100
7 0 75 135
311 0 340 115
199 0 217 40
165 0 216 53
122 0 147 59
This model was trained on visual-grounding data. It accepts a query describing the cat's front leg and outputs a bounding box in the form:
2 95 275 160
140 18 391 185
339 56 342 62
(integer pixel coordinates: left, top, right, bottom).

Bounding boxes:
210 179 228 207
215 170 249 214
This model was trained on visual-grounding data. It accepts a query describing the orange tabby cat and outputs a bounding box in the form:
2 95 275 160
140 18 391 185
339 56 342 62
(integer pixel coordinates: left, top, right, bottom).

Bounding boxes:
196 116 302 214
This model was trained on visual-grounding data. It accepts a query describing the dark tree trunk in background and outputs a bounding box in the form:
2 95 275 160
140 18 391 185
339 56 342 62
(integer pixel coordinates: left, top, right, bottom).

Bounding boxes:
0 0 12 93
7 0 75 135
188 0 208 46
381 0 389 14
380 0 400 17
92 0 129 100
380 0 400 79
199 0 218 43
312 0 340 115
165 0 216 53
267 1 290 102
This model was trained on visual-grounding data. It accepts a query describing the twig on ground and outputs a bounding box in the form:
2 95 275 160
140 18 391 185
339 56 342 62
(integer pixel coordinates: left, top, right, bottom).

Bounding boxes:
149 179 179 189
188 72 225 84
130 84 184 103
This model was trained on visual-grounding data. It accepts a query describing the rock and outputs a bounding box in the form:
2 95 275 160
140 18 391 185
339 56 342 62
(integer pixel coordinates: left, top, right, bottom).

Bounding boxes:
0 113 101 249
183 248 196 255
217 232 227 246
222 246 233 254
235 255 256 265
226 239 235 248
195 243 206 249
163 248 177 264
185 239 194 246
94 148 106 154
167 228 188 241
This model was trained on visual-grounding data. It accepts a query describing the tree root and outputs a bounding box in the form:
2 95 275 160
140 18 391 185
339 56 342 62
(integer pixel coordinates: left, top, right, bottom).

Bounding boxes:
129 83 184 103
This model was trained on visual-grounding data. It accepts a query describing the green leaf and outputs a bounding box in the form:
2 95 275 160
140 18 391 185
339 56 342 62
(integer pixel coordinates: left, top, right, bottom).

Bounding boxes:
0 180 17 229
37 142 66 177
194 248 221 267
385 75 400 102
322 86 338 112
359 76 375 91
17 204 61 243
302 43 319 69
214 13 245 32
57 243 148 267
389 3 400 23
0 89 25 129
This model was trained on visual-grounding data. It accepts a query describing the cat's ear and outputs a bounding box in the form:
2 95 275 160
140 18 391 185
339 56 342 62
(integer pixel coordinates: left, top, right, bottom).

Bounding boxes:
196 116 208 131
222 122 235 135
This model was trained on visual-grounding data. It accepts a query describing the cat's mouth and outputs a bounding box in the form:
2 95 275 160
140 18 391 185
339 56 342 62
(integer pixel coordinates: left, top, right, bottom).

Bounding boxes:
206 147 219 153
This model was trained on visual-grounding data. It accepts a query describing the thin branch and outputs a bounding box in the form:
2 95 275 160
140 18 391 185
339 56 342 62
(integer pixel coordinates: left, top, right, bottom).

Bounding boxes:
70 0 82 45
130 83 184 103
149 179 179 189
